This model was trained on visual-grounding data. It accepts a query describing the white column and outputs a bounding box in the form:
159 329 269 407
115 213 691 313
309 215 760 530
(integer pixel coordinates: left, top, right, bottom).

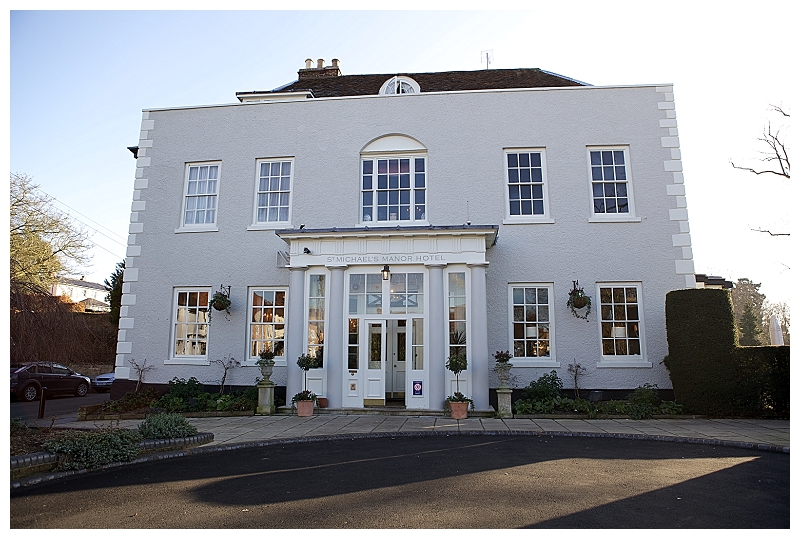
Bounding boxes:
468 262 490 410
286 266 307 400
325 265 347 408
427 263 447 411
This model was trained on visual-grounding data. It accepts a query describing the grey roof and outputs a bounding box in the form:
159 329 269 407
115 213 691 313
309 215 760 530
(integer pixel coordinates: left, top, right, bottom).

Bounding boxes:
59 277 107 291
237 67 588 100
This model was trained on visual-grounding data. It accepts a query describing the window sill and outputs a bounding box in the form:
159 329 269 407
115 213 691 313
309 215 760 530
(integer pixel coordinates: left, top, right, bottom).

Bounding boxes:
597 358 652 368
244 359 287 367
247 223 291 231
588 216 641 223
165 358 211 366
502 217 555 225
358 220 430 228
175 226 219 233
507 359 560 368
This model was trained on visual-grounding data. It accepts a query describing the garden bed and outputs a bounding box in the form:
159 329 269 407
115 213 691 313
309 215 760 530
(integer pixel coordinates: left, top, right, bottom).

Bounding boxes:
77 404 255 421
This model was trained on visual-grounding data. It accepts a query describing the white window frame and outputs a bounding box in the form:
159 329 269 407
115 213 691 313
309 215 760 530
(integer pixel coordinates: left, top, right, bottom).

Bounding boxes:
177 161 221 233
379 76 420 95
586 146 640 223
446 268 471 397
595 282 651 367
167 287 211 365
246 287 288 367
305 273 327 366
503 148 554 224
360 153 428 226
507 283 558 367
248 158 294 230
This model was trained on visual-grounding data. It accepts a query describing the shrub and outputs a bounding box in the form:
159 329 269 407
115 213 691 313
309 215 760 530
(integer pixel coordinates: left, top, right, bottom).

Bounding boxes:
153 379 258 413
42 428 142 470
665 289 790 417
623 384 661 419
659 401 684 415
138 413 198 439
522 370 563 402
165 377 207 400
102 387 160 413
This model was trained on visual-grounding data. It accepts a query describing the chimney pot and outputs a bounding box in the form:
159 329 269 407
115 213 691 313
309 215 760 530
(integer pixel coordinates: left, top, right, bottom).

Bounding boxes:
305 58 313 69
331 58 339 68
317 58 324 69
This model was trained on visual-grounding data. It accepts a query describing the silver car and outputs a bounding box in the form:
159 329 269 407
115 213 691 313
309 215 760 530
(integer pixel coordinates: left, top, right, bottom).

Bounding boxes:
91 372 115 392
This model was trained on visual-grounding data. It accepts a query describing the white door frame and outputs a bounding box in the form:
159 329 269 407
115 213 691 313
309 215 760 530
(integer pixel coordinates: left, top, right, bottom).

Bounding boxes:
364 319 386 405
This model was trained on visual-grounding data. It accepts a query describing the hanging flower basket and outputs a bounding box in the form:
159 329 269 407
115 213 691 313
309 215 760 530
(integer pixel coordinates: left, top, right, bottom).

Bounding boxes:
210 292 231 312
207 285 231 322
567 280 592 320
572 296 589 309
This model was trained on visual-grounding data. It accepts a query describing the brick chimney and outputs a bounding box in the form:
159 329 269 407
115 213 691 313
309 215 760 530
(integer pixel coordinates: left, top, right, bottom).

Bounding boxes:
298 58 342 80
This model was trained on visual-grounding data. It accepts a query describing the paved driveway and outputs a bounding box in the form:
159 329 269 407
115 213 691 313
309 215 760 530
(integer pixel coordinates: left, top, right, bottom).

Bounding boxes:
10 435 789 528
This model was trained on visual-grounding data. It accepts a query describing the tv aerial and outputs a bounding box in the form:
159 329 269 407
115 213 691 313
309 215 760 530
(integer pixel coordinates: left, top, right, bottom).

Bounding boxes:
480 50 494 70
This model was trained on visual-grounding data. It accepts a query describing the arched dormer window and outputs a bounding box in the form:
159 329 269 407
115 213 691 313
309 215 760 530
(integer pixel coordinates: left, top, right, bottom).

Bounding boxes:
360 135 427 224
379 76 420 95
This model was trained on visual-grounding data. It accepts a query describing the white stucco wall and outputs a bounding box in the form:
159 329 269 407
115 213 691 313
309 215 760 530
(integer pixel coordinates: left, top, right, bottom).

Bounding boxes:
117 82 692 393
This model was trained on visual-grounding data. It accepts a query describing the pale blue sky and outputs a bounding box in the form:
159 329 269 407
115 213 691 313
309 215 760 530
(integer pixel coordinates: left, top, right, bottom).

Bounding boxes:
8 6 793 304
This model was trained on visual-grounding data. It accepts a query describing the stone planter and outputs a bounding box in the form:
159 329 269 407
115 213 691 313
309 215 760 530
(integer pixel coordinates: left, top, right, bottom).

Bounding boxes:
449 401 468 420
259 361 275 382
495 362 513 389
296 400 314 417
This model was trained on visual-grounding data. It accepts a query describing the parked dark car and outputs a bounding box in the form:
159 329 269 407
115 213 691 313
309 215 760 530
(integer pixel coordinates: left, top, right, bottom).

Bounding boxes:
10 363 91 402
91 372 115 392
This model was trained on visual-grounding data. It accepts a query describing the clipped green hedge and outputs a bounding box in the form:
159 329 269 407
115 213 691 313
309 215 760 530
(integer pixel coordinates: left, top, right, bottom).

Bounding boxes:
42 428 142 470
138 412 199 439
665 288 738 356
664 289 789 417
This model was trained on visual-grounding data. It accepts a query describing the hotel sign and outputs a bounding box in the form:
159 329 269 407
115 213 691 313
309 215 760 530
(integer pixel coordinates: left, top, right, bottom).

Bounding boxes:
324 254 446 264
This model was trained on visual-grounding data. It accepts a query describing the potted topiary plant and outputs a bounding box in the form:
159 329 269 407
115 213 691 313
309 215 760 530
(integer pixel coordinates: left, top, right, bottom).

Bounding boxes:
493 350 513 388
293 353 320 417
445 352 472 419
256 349 275 382
567 280 592 320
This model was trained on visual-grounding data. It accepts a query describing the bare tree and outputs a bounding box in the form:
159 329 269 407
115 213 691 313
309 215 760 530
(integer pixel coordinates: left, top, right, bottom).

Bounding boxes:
567 360 586 399
731 105 790 179
210 355 241 395
730 105 790 237
129 358 156 393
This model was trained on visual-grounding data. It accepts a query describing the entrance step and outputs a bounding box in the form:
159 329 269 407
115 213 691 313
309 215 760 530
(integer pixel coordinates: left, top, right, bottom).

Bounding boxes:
277 406 496 417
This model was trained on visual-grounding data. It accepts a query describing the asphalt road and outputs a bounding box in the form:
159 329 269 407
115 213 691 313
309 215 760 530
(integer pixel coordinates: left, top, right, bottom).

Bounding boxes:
10 391 109 423
10 435 789 528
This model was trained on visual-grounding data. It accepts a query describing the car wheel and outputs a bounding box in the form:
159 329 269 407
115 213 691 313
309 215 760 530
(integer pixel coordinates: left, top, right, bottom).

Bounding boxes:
21 384 39 402
75 382 89 397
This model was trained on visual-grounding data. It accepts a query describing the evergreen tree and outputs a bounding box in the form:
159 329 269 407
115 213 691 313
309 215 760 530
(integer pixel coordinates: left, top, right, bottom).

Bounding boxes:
738 302 765 346
104 261 125 328
730 278 766 328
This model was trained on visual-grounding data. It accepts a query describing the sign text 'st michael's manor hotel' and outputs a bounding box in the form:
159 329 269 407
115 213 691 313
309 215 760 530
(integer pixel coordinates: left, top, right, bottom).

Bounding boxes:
116 58 694 411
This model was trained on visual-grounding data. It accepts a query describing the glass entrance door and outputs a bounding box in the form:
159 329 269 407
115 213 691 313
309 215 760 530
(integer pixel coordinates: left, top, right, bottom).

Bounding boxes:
386 319 407 400
364 320 385 406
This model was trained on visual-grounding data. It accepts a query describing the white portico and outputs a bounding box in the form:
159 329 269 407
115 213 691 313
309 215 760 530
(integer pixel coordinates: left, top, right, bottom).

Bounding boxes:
277 225 498 411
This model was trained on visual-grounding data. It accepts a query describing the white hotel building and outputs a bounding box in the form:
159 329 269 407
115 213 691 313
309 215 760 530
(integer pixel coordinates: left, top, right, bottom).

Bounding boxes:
115 59 694 411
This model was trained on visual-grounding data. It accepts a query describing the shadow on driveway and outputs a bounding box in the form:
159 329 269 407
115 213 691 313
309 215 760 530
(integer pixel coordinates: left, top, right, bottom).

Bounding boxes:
11 435 789 528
